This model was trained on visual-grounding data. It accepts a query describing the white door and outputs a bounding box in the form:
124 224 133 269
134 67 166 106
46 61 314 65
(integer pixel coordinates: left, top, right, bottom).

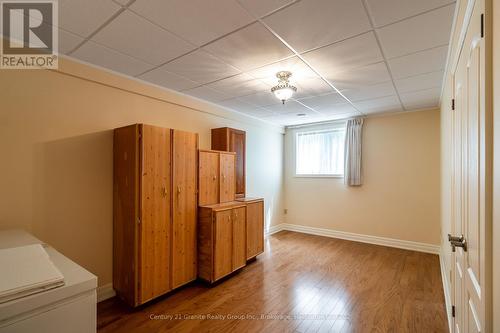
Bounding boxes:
450 0 490 332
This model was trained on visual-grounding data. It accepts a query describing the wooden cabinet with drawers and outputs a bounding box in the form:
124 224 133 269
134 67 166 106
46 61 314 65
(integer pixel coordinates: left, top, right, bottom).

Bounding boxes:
113 124 198 307
198 202 247 283
211 127 246 198
198 150 235 206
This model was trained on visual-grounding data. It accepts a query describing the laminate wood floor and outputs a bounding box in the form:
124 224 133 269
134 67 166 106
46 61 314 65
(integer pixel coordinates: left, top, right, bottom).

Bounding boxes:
98 231 448 333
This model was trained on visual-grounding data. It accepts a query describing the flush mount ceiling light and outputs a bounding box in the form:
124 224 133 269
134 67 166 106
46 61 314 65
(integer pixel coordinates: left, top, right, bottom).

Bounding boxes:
271 71 297 104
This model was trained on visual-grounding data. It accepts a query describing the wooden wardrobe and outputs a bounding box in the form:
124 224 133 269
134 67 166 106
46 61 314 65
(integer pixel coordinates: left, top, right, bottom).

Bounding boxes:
113 124 198 307
211 127 246 198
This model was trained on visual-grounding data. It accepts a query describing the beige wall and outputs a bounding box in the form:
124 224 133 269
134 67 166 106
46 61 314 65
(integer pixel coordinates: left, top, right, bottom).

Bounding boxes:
0 57 285 287
284 109 441 245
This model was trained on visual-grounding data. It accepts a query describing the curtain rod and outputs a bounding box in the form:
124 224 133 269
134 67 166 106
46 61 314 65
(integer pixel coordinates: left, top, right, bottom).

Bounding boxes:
285 116 364 130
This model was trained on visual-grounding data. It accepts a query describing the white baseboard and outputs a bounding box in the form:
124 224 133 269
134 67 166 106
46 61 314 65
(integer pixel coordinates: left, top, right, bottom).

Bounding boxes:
266 224 285 236
440 247 453 333
267 223 440 254
97 283 116 303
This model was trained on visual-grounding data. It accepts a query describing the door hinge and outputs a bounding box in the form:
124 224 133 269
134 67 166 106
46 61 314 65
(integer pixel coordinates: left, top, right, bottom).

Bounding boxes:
451 99 455 110
481 14 484 38
452 305 455 317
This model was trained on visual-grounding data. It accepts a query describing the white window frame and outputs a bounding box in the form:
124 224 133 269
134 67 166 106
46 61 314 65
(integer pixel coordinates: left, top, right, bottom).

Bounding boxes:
293 122 346 178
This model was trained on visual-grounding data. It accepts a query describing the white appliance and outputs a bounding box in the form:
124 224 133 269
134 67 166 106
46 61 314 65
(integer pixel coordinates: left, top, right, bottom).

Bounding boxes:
0 230 97 333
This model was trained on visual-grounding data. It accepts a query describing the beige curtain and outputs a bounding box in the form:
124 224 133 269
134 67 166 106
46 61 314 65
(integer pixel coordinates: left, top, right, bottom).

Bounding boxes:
344 118 364 186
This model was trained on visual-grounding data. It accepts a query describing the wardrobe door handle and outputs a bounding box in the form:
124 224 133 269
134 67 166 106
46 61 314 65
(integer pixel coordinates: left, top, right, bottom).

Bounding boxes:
177 186 181 195
161 186 167 198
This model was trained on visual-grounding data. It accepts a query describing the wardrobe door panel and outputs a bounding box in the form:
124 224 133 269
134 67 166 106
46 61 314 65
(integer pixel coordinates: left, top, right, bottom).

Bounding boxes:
172 130 198 288
232 207 246 271
113 124 140 306
139 125 171 302
214 210 232 281
219 153 235 203
198 151 219 206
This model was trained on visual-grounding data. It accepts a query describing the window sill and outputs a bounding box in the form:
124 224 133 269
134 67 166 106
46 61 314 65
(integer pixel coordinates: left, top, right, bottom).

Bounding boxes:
294 174 344 179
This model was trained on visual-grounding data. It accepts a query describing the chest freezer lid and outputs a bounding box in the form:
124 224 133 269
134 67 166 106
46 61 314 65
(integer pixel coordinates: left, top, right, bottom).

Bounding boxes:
0 244 65 304
0 230 97 323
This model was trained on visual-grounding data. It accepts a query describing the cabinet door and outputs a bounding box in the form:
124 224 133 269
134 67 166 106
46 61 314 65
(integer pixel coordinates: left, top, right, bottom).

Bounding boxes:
214 210 233 281
198 151 219 206
229 130 245 197
232 207 246 271
219 153 235 203
172 130 198 288
139 125 171 302
246 201 264 260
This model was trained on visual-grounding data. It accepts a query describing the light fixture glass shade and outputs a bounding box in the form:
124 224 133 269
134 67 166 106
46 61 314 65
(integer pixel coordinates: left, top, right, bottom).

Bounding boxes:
273 86 294 101
271 71 297 104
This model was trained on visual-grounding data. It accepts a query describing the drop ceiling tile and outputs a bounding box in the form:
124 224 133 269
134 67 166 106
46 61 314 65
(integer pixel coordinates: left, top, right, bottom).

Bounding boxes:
238 0 296 17
112 0 130 5
138 68 199 91
301 32 384 77
365 0 455 27
316 104 359 115
206 74 269 98
326 62 392 90
353 95 402 114
299 93 346 111
264 100 313 115
263 0 371 52
395 71 444 93
160 50 241 84
400 87 441 109
265 111 323 126
92 10 195 65
183 86 231 102
377 4 455 58
203 22 293 71
341 81 397 102
293 78 333 99
58 0 121 37
238 91 283 107
130 0 254 46
218 98 266 113
72 41 153 76
58 29 84 54
247 57 315 85
388 45 448 79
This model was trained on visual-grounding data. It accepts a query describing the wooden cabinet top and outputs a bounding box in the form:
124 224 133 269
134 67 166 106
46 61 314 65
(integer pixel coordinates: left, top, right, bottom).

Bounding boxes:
212 127 246 134
199 149 236 155
199 201 246 211
235 197 264 203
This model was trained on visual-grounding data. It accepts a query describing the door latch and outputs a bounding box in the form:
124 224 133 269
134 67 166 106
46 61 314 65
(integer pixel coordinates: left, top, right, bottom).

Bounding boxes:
448 234 467 252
